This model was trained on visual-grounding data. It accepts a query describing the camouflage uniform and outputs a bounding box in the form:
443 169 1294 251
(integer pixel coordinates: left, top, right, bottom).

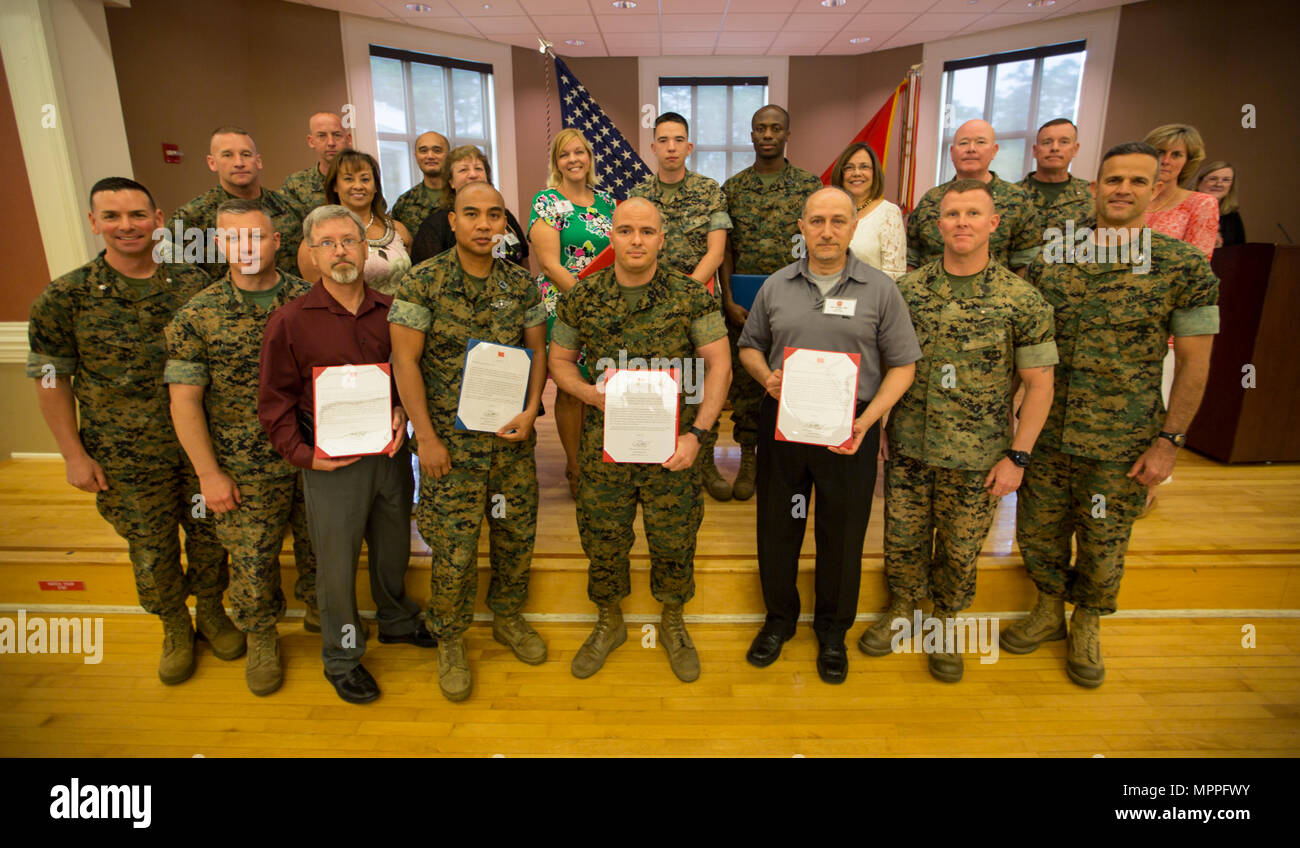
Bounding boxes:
164 271 317 633
629 170 732 458
906 173 1041 269
1019 232 1220 614
388 251 548 639
390 182 443 238
886 260 1058 611
722 161 821 448
26 253 229 616
168 186 304 281
553 265 727 604
280 165 326 213
1016 172 1094 244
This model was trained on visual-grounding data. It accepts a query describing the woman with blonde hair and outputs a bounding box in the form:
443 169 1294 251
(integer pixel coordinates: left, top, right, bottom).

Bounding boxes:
1196 160 1245 248
1142 124 1218 258
527 128 616 496
829 142 905 280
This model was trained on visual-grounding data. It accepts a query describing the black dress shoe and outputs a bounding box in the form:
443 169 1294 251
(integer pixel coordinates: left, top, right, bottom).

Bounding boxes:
817 641 849 684
378 622 437 648
324 664 381 704
746 627 794 668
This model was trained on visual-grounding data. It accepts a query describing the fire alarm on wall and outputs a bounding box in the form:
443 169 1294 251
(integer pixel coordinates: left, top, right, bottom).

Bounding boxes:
163 143 182 164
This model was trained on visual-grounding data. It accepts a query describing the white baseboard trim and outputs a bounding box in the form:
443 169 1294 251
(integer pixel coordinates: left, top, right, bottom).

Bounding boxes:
9 452 62 461
0 322 28 365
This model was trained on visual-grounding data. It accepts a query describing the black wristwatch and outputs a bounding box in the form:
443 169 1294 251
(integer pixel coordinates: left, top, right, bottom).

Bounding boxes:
1157 431 1186 448
688 426 709 442
1004 449 1032 468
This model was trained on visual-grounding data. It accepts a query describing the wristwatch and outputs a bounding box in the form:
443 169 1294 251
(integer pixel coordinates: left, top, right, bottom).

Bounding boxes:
1157 431 1186 448
688 426 709 442
1004 449 1032 468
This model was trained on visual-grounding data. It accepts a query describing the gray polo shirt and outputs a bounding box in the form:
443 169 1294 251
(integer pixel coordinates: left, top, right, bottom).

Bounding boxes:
738 253 922 401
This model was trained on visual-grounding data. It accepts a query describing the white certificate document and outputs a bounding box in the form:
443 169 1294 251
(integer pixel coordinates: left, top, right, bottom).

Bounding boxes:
455 339 533 432
602 369 679 464
313 364 393 458
776 347 860 448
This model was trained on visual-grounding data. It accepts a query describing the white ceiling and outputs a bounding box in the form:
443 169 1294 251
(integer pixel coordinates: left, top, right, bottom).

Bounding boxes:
288 0 1143 56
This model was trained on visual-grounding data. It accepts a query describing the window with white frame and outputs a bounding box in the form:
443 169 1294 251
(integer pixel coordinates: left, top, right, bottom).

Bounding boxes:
658 77 769 186
369 45 496 206
937 41 1086 184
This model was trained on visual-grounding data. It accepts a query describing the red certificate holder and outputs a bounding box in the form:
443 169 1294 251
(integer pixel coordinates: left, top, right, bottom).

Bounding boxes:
312 362 397 459
774 347 861 449
601 367 681 464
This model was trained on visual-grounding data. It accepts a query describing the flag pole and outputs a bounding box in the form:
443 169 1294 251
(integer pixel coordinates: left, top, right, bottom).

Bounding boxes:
538 38 555 150
899 63 922 214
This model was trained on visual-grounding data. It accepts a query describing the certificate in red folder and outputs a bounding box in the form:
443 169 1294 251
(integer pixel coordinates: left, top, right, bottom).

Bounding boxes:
601 368 680 464
312 363 395 458
775 347 859 448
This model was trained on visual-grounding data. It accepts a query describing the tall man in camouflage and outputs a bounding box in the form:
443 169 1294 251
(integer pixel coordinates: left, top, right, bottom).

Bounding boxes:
169 126 304 281
550 197 731 683
906 119 1040 272
1017 118 1094 238
721 105 822 501
28 177 235 685
1006 142 1219 687
166 199 317 696
857 180 1057 683
630 112 734 501
280 111 352 212
390 183 550 703
391 130 449 236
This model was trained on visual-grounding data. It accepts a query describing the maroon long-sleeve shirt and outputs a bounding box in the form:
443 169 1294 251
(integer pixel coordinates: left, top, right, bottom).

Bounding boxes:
258 281 397 469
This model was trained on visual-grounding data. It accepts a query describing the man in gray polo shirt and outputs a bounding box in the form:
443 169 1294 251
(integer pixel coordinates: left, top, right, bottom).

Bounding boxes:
737 186 921 684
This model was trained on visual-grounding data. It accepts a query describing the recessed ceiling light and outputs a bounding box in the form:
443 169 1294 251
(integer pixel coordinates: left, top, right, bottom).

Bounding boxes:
1027 0 1056 7
405 3 431 10
849 36 870 44
821 0 847 7
565 39 585 46
611 1 637 8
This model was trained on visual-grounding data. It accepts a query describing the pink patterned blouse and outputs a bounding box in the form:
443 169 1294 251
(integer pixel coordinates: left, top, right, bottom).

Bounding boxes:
1145 191 1219 259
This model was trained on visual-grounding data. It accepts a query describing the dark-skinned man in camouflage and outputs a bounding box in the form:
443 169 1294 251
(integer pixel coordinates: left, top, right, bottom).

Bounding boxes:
550 197 731 683
1007 142 1219 687
1017 118 1094 239
390 130 449 236
390 183 550 703
167 126 304 281
906 120 1040 273
280 112 352 213
857 180 1057 683
721 105 822 501
166 199 318 696
28 177 236 686
630 112 734 501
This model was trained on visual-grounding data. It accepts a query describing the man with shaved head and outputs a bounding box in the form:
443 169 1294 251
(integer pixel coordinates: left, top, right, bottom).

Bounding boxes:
169 125 304 280
738 186 921 684
906 119 1040 273
390 181 550 703
391 130 450 236
281 112 353 212
550 196 732 683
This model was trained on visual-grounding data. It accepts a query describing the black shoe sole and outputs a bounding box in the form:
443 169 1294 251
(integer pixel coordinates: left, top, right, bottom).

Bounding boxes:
378 633 438 648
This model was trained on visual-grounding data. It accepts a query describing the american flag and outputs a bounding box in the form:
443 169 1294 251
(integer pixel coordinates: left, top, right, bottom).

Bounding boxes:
554 55 652 201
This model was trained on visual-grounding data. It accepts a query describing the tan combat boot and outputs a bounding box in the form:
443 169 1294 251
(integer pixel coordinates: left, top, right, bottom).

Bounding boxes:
493 612 547 665
246 627 283 696
660 602 700 682
1066 609 1105 688
927 607 963 683
731 445 757 501
999 592 1066 654
195 598 246 660
570 603 627 679
697 450 733 502
437 634 472 702
857 594 919 656
158 609 196 685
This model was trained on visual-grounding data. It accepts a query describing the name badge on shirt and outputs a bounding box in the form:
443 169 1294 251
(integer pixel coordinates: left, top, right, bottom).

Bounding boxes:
823 297 856 317
503 231 520 247
555 199 574 214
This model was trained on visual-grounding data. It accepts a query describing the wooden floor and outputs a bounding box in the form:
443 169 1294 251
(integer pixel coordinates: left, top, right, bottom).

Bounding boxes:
1 385 1299 757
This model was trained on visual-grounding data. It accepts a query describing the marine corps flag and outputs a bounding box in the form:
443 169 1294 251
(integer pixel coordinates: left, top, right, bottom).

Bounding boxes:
554 55 653 201
820 79 907 188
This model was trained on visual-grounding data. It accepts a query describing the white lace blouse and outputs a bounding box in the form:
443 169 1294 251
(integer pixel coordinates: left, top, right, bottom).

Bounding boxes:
849 199 906 281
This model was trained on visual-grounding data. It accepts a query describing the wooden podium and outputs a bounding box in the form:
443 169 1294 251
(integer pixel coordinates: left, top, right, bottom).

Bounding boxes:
1187 243 1300 462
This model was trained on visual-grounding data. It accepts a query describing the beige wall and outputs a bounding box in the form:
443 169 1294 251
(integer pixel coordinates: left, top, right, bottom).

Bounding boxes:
105 0 348 218
1104 0 1299 243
